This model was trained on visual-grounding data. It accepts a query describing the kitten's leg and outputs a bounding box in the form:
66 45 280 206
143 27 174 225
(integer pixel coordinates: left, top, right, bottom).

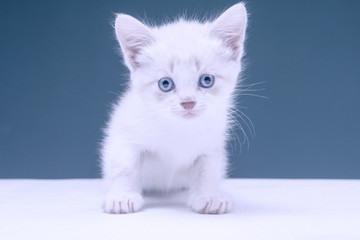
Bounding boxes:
102 144 144 214
188 152 231 214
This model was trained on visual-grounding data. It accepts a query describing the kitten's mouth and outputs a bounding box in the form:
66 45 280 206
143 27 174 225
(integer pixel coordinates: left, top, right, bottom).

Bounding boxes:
181 110 199 119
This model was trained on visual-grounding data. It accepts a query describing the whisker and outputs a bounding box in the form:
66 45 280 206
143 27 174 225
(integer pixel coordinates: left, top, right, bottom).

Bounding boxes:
237 109 256 137
229 109 254 138
108 91 122 96
230 107 256 137
238 88 266 92
237 93 269 99
238 81 266 88
227 121 242 152
228 113 249 150
227 81 266 150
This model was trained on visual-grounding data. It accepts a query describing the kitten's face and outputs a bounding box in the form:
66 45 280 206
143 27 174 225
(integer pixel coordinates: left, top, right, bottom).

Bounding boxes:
132 27 240 120
115 3 247 120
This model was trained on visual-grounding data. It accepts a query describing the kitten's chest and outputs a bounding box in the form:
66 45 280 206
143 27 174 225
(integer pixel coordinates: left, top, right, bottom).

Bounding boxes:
142 120 224 165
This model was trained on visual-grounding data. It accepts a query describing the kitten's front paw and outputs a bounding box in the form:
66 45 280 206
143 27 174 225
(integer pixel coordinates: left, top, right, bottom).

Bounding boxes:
103 193 144 214
188 194 232 214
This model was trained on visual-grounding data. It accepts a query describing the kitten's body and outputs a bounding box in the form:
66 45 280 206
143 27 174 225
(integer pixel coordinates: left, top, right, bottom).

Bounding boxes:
102 3 248 214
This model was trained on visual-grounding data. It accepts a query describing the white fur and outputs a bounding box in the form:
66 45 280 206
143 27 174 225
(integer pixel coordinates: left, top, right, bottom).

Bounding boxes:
101 3 247 214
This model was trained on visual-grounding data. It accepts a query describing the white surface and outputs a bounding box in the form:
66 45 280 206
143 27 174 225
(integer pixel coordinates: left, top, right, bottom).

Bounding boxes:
0 179 359 240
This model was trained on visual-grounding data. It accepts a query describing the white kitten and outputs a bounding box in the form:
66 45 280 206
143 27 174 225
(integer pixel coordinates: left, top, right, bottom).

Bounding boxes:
101 3 248 214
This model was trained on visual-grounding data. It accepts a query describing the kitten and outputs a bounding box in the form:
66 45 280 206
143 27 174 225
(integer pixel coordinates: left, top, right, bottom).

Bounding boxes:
101 2 248 214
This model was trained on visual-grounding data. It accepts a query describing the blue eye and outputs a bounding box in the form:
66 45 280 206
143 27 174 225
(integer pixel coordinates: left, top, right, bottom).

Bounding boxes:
199 74 215 88
158 77 174 92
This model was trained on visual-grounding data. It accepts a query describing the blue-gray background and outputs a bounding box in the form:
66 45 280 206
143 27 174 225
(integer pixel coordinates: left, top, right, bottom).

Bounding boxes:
1 0 359 179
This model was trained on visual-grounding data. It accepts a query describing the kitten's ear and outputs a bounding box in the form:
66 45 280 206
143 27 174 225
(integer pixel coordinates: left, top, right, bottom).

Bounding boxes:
114 14 154 70
210 3 248 61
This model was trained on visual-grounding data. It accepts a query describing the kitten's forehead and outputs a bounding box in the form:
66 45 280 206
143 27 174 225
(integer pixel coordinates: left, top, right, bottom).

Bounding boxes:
148 20 228 61
169 57 200 73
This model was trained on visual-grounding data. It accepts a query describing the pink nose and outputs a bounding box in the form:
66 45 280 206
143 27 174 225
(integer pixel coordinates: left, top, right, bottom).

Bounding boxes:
181 101 196 110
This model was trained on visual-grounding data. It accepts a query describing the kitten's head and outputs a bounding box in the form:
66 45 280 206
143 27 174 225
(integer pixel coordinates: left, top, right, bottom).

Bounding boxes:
114 3 247 120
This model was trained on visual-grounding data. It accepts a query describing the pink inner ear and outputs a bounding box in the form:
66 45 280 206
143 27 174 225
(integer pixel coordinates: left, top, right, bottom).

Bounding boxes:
124 36 142 68
211 29 243 60
224 34 242 60
123 33 154 69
